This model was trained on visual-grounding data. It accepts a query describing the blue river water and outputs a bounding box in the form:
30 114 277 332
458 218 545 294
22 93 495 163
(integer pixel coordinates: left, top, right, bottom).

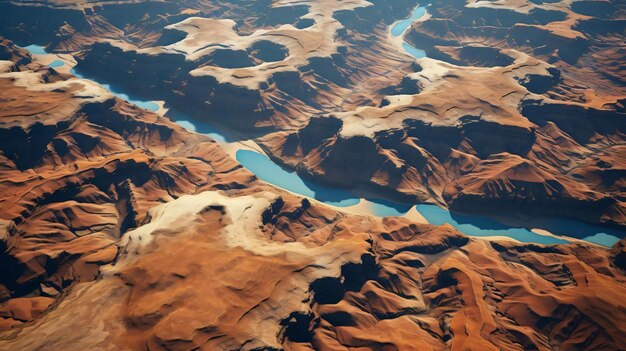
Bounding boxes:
233 149 622 246
391 6 427 58
20 44 160 112
391 6 427 36
23 44 47 55
19 42 624 247
70 68 160 112
48 59 65 68
416 205 569 245
237 150 359 207
402 43 426 59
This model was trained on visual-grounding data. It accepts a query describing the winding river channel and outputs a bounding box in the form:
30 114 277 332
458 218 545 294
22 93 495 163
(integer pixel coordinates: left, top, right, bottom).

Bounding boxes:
19 5 625 247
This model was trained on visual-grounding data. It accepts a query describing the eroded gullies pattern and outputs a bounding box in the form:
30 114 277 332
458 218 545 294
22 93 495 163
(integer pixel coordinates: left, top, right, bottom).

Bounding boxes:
22 42 621 246
0 39 260 333
2 15 626 351
3 179 626 350
10 0 626 249
67 0 419 138
19 44 160 112
259 0 626 243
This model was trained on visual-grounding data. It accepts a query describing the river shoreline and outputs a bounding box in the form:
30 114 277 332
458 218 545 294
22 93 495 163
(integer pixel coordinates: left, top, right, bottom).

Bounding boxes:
16 34 624 247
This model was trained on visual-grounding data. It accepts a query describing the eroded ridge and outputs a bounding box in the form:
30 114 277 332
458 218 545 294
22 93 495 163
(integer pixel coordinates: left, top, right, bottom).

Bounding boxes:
0 38 257 330
258 0 626 228
2 184 626 350
0 2 626 350
6 0 623 228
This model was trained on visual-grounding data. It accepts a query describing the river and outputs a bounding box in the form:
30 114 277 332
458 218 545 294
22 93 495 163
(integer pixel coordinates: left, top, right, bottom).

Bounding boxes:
17 19 624 247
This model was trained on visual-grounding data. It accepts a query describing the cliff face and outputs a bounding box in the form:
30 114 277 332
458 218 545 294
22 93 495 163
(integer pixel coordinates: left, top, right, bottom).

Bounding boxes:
0 2 625 350
0 39 257 330
66 0 419 131
1 0 624 227
256 0 626 227
2 169 626 350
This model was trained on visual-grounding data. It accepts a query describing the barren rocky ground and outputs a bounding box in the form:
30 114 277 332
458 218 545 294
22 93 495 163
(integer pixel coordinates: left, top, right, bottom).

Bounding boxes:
0 1 625 350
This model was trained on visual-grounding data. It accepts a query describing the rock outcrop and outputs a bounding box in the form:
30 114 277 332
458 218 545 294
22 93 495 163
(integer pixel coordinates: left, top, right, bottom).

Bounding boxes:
0 39 257 329
0 2 625 350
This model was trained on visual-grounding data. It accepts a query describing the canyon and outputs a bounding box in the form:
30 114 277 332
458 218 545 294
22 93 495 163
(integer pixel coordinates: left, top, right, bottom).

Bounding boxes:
0 0 625 350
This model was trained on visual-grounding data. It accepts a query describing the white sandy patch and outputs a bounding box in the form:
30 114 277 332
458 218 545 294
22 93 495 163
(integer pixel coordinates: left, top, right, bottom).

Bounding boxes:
0 60 14 73
403 205 429 224
531 228 605 247
112 191 371 270
0 70 113 103
476 235 522 243
96 0 374 89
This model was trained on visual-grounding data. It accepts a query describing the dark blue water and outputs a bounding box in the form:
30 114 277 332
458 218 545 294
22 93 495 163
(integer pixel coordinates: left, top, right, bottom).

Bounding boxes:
417 205 626 246
417 205 569 245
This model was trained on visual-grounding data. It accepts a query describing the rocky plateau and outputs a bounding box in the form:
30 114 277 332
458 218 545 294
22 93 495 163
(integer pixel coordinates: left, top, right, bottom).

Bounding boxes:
0 0 625 350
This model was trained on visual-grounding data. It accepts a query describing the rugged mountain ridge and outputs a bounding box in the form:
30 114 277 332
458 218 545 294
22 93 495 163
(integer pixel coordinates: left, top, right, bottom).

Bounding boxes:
9 0 620 228
256 0 626 227
0 38 258 329
0 1 626 350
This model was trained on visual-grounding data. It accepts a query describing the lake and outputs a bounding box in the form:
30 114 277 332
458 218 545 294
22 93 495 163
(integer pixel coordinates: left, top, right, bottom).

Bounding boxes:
390 5 427 37
391 5 427 59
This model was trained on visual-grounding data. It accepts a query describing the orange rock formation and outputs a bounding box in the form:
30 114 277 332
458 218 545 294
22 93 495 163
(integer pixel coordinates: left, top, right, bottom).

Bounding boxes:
0 1 625 350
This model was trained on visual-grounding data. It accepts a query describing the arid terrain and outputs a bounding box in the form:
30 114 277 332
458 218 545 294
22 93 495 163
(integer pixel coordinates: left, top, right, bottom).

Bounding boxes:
0 0 625 350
